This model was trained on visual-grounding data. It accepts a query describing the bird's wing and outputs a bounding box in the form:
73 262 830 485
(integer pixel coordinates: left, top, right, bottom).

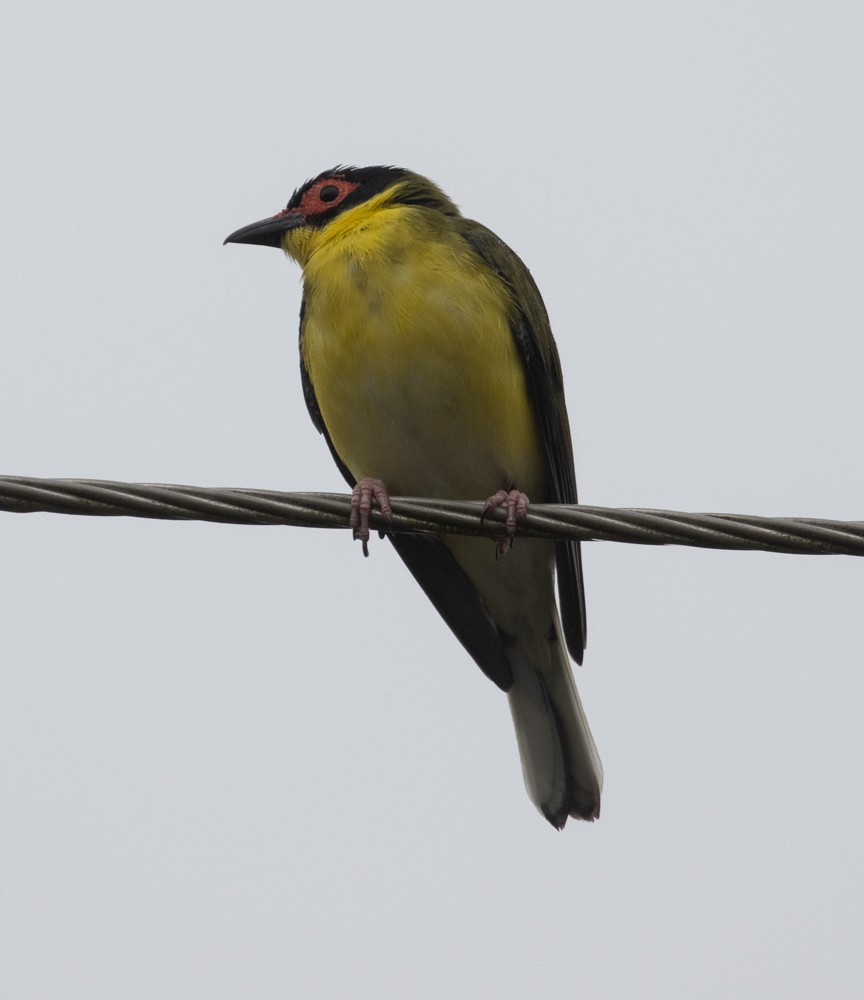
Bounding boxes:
386 533 514 690
298 296 514 691
456 221 587 663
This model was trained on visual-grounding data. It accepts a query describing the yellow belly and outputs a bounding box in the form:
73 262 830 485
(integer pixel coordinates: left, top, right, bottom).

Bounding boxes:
299 207 546 501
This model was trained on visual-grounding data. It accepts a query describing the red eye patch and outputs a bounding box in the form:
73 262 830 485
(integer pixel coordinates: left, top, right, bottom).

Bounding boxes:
296 178 360 216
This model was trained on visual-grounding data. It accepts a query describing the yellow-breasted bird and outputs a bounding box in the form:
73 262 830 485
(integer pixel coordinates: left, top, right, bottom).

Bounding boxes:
225 166 602 827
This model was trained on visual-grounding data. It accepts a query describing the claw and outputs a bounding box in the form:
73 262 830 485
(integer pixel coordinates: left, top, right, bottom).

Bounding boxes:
349 478 393 556
481 488 530 557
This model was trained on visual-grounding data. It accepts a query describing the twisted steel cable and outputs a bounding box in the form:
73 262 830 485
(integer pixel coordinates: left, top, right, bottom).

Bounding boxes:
0 475 862 556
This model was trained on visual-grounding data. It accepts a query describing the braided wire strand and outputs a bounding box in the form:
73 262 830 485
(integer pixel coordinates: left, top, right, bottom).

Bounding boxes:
0 476 862 556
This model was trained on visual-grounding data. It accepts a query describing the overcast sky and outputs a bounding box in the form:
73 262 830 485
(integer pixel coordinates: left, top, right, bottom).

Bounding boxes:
1 3 863 998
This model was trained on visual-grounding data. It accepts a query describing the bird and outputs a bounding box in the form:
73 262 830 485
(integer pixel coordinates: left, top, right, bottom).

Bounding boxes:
224 165 602 827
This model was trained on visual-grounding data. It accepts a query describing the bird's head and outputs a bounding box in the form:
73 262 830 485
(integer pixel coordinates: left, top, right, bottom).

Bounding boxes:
224 165 460 265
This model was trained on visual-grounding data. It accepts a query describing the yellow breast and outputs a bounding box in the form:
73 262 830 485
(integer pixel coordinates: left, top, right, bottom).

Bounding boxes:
296 202 546 500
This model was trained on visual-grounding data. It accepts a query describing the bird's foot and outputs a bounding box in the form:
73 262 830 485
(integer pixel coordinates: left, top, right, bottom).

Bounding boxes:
481 488 530 557
349 478 393 556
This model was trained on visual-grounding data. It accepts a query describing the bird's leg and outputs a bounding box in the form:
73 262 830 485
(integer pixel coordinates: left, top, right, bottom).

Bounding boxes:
481 488 530 557
349 477 393 556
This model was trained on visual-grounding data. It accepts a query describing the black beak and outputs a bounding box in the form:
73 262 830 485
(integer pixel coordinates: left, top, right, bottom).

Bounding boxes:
223 210 305 248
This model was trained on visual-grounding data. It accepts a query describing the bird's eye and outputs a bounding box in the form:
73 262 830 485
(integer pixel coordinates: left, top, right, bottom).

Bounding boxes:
295 176 360 216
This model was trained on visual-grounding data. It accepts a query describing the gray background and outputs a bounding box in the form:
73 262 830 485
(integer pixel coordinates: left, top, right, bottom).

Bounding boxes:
1 2 862 997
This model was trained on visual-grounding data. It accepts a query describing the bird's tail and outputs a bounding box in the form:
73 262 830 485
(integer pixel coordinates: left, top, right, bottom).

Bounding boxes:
506 616 603 828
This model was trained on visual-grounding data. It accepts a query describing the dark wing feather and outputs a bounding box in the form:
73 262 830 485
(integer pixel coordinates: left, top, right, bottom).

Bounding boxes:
387 534 514 690
456 222 587 663
298 295 514 691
